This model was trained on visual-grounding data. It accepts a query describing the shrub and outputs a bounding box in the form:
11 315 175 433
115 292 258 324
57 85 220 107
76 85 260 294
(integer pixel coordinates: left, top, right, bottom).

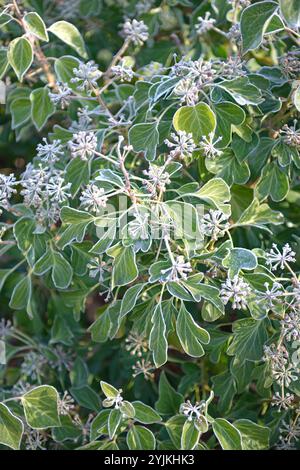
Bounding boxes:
0 0 300 451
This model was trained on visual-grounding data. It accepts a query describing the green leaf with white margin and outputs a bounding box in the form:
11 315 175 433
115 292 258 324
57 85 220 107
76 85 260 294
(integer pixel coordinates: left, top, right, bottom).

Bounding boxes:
181 420 201 450
24 12 49 42
0 48 9 78
107 243 138 288
206 151 250 187
10 97 31 129
0 403 24 450
293 83 300 112
30 87 55 131
222 248 257 277
54 55 80 89
7 37 33 81
255 162 289 202
48 21 87 59
193 178 231 215
100 381 120 399
176 303 210 357
173 102 216 143
149 304 168 367
108 409 122 439
9 275 32 310
155 371 184 415
234 419 270 450
34 248 73 289
236 198 284 228
57 206 94 249
129 122 159 161
120 283 144 318
214 102 245 148
227 318 269 363
132 401 162 424
22 385 60 429
212 418 242 450
127 425 156 450
240 1 278 53
165 415 186 448
280 0 300 29
216 77 263 105
66 157 90 196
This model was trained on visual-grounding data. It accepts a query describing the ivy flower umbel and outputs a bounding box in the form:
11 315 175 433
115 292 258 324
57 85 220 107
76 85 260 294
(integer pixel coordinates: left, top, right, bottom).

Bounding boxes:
132 359 155 380
111 59 134 82
161 255 193 282
102 389 124 409
200 132 223 159
174 78 199 106
121 19 149 45
220 275 252 310
280 121 300 148
180 400 206 422
80 184 108 212
36 138 64 164
71 61 102 93
195 12 216 35
200 209 230 240
0 173 18 209
69 131 97 160
49 82 72 109
164 131 196 159
266 243 296 271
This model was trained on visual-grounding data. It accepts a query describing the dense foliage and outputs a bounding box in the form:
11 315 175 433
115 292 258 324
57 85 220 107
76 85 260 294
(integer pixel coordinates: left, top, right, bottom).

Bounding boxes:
0 0 300 451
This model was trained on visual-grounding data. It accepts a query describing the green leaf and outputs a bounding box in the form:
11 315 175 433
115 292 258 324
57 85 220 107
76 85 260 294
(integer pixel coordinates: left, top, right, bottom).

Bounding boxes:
108 409 122 439
22 385 60 429
127 425 156 450
0 403 24 450
234 419 270 450
241 1 278 53
13 216 35 251
57 207 94 249
52 251 73 289
48 21 87 59
66 157 90 196
279 0 300 29
129 122 159 161
155 372 184 415
54 55 80 88
216 78 263 105
212 371 236 414
107 243 138 288
7 37 33 81
24 12 49 42
176 303 210 357
30 87 55 131
120 283 144 318
70 385 101 412
173 102 216 143
165 415 186 449
100 381 120 399
236 198 284 228
149 304 168 367
0 48 9 79
90 409 110 440
10 97 31 129
206 151 250 187
214 102 245 148
9 275 32 311
255 162 289 202
212 418 242 450
227 318 269 363
222 248 257 277
132 401 162 424
181 420 201 450
194 178 231 214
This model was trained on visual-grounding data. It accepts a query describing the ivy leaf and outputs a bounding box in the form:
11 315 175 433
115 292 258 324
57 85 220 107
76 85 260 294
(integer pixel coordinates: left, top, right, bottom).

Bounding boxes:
236 198 284 228
22 385 60 429
7 37 33 81
128 122 159 161
54 55 80 88
212 371 236 414
234 419 270 450
216 78 263 105
0 403 24 450
0 48 9 78
222 248 258 277
173 102 216 143
107 244 138 288
214 102 245 148
132 401 162 424
9 275 32 311
34 248 73 289
24 12 49 42
212 418 242 450
194 178 231 214
181 420 200 450
120 283 144 318
241 1 278 53
279 0 300 29
30 87 55 131
10 97 31 129
155 372 184 415
227 318 269 363
176 303 210 357
48 21 87 59
255 162 289 202
70 385 101 412
165 415 186 449
206 151 250 186
149 304 168 367
127 425 156 450
57 207 94 249
66 157 90 196
108 409 122 439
